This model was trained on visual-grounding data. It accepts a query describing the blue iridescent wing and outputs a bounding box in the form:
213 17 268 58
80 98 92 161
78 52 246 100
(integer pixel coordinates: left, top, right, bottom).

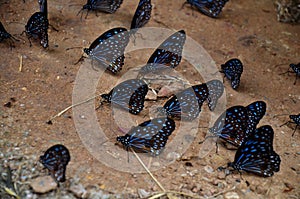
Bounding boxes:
130 0 152 30
39 144 70 182
84 27 129 74
229 125 281 177
186 0 229 18
206 79 224 111
221 58 243 89
116 117 176 155
101 79 148 114
139 30 186 75
209 106 248 146
245 101 266 136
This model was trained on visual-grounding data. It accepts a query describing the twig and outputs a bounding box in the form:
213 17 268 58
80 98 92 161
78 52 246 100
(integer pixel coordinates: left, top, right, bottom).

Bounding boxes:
18 55 22 72
48 93 102 122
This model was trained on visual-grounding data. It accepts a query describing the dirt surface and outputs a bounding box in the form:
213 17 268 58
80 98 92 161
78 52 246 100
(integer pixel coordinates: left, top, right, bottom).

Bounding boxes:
0 0 299 198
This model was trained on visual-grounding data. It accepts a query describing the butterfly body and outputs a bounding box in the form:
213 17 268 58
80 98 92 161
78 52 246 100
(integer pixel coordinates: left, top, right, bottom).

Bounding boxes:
130 0 152 30
40 144 70 182
221 58 243 89
84 27 129 74
209 101 266 147
228 125 281 177
139 30 186 76
101 79 148 114
117 117 175 155
80 0 123 16
185 0 229 18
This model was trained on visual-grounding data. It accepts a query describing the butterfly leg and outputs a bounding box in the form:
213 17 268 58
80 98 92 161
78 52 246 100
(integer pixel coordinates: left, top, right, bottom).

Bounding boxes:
293 75 298 85
49 24 59 32
292 125 298 136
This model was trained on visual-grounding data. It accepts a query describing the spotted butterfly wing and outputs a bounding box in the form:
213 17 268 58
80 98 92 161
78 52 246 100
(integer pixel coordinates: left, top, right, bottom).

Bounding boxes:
158 83 209 120
209 106 249 146
117 117 176 155
79 0 123 16
289 63 300 84
130 0 152 30
228 125 281 177
101 79 148 114
185 0 229 18
139 30 186 76
39 144 70 182
0 21 17 46
221 58 243 89
245 101 266 135
206 79 224 111
84 27 129 74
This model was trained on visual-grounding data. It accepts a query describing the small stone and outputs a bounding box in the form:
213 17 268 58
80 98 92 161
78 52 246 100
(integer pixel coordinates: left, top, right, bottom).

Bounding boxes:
69 183 88 198
137 189 151 198
30 176 57 193
224 191 240 199
204 165 214 173
145 91 157 100
152 162 160 167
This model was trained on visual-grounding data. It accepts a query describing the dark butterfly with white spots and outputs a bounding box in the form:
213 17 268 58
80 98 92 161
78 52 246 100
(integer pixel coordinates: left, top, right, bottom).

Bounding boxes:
183 0 229 18
78 0 123 18
157 80 223 120
138 30 186 76
82 27 129 74
280 113 300 136
25 0 49 48
227 125 281 177
130 0 152 30
101 79 148 114
221 58 243 89
40 144 70 182
0 22 18 47
209 101 266 147
206 79 224 111
285 63 300 85
116 117 176 156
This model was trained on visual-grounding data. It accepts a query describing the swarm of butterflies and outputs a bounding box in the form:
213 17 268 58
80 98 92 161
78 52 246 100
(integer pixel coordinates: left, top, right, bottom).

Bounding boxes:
1 0 299 184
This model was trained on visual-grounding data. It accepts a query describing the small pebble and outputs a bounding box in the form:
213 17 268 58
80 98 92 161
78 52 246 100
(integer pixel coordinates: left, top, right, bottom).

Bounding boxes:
204 165 214 173
224 191 240 199
30 176 57 193
137 189 151 198
69 183 88 198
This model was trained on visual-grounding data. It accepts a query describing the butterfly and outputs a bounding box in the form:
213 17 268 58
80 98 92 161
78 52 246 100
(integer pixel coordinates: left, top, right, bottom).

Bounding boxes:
183 0 229 18
101 79 148 114
25 0 49 48
209 101 266 147
206 79 224 111
227 125 281 177
286 63 299 85
39 144 71 182
130 0 152 30
78 0 123 18
138 30 186 76
280 113 300 136
116 117 176 156
220 58 243 89
82 27 130 74
0 22 18 47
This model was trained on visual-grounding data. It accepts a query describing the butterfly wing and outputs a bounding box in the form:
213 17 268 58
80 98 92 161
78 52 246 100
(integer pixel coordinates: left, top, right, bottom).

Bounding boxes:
117 117 176 155
102 79 148 114
221 58 243 89
130 0 152 30
206 79 224 111
230 125 281 177
85 27 129 74
245 101 266 136
210 106 248 146
139 30 186 75
0 22 12 42
187 0 229 18
90 0 123 13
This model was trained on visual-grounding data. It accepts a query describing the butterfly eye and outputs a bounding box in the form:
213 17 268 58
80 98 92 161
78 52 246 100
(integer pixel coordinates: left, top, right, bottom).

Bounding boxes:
101 79 148 115
184 0 229 18
117 117 176 156
130 0 152 31
228 125 281 177
82 27 129 74
220 58 243 89
139 30 186 76
40 144 70 182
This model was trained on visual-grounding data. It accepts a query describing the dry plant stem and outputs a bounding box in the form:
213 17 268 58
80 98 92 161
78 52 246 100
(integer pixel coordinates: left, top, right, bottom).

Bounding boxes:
19 55 22 72
48 93 102 121
130 149 166 192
